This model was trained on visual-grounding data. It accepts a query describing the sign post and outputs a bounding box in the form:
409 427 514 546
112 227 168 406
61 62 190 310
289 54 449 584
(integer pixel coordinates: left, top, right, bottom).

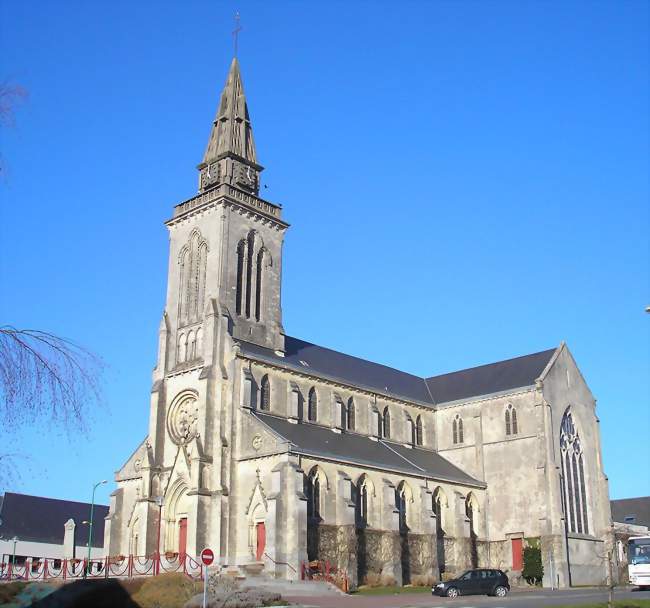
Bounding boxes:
200 548 215 608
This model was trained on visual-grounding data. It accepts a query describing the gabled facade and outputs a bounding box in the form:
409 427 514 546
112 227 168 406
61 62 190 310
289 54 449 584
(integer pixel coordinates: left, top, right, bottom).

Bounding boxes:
105 57 614 589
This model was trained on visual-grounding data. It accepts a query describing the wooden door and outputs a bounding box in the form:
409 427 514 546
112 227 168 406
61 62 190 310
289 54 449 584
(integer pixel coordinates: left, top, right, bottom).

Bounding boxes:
178 518 188 557
511 538 523 571
255 522 266 561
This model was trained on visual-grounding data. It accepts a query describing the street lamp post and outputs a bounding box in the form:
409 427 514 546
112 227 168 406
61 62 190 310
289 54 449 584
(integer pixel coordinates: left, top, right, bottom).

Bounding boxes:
86 480 107 578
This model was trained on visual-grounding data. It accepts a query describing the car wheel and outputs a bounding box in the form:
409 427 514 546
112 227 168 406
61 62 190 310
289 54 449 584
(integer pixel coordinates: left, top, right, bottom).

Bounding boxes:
446 587 459 598
494 585 508 597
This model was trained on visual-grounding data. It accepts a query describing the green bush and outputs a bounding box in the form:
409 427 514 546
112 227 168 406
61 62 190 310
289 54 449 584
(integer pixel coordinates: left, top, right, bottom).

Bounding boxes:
522 546 544 585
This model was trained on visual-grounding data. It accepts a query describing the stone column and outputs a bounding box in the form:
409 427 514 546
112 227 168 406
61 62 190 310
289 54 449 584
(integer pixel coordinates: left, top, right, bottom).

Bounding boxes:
379 479 402 586
335 471 357 588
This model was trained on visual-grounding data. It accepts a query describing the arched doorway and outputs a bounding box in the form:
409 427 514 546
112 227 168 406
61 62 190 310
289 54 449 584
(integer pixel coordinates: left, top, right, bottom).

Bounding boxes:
164 480 190 556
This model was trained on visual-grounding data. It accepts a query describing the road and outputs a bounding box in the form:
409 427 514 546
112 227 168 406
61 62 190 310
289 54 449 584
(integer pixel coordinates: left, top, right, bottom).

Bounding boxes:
283 586 650 608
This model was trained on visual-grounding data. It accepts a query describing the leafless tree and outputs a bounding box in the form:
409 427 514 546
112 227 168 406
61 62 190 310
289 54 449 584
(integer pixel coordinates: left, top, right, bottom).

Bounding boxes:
0 327 104 487
0 79 28 178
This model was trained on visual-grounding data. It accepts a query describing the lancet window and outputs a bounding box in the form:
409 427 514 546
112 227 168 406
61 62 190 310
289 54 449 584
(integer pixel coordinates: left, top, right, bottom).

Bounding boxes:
560 409 589 534
506 404 518 436
347 398 356 432
305 468 321 521
308 388 318 422
235 231 269 322
453 415 464 445
382 407 391 439
415 415 423 446
260 375 271 411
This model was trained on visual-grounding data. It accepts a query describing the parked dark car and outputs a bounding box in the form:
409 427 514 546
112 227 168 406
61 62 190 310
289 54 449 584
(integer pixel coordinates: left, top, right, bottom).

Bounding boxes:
432 568 510 598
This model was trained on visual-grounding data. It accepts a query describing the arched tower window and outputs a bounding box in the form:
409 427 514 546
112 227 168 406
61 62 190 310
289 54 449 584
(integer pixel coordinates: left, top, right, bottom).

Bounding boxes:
347 398 356 432
308 388 318 422
560 409 589 534
245 231 256 318
260 375 271 411
415 415 423 446
382 407 391 439
255 247 265 322
178 230 208 326
236 239 246 315
453 415 464 444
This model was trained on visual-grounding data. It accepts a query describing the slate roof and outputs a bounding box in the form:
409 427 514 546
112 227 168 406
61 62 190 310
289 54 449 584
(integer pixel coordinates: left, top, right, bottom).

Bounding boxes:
0 492 109 547
253 412 484 487
611 497 650 528
239 335 557 406
425 348 557 404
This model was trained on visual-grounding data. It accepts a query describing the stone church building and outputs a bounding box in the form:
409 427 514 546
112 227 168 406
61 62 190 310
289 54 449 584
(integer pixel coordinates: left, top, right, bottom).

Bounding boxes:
104 57 614 589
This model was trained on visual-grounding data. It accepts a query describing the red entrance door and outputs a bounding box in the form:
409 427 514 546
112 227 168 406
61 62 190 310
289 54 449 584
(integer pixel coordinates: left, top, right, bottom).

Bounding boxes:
255 522 266 561
178 518 188 557
511 538 523 571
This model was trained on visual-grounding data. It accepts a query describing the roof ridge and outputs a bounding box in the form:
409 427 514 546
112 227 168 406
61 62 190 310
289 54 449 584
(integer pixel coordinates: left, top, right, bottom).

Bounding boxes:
3 491 109 508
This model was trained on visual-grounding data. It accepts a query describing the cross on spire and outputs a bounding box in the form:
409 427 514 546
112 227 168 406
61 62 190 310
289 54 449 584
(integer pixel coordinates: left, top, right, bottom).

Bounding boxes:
232 12 242 57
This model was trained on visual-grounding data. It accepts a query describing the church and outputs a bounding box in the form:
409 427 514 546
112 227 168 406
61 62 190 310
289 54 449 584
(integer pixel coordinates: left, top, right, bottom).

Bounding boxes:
104 56 614 589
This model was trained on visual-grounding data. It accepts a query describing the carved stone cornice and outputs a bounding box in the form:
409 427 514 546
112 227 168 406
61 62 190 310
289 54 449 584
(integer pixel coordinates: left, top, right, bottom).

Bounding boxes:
167 183 288 229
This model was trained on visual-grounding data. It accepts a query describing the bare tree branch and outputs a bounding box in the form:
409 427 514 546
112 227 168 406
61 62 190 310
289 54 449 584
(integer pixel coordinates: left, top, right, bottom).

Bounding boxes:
0 80 28 128
0 327 105 488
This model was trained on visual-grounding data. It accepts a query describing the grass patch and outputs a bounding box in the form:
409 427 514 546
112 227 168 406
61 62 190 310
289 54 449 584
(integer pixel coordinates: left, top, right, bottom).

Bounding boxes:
353 585 432 595
0 581 27 603
130 572 202 608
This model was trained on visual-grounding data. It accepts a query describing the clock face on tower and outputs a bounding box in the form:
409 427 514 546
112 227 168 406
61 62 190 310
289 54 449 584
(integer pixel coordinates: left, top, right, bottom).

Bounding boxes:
236 163 258 192
201 162 220 190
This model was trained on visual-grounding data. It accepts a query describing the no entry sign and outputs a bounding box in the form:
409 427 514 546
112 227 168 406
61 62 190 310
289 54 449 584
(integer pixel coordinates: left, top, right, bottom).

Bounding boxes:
200 548 214 566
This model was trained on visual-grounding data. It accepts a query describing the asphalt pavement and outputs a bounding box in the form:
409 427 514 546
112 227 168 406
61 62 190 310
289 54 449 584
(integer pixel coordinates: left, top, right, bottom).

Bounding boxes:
283 586 650 608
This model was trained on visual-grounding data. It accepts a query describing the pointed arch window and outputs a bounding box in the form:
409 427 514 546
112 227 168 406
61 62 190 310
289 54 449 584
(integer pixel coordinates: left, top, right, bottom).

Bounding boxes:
236 239 246 315
382 407 391 439
505 404 518 436
305 469 321 520
347 398 356 432
354 476 369 529
179 230 208 326
245 231 255 318
255 248 265 322
560 409 589 534
415 415 423 446
395 482 408 533
453 415 464 444
308 388 318 422
260 375 271 411
406 416 415 446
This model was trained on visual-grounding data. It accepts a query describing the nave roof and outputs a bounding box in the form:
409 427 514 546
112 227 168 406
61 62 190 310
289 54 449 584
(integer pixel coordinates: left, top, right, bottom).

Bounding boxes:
238 335 558 406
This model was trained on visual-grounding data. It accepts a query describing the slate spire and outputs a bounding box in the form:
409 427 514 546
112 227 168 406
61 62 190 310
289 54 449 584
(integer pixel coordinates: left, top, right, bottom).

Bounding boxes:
198 58 263 194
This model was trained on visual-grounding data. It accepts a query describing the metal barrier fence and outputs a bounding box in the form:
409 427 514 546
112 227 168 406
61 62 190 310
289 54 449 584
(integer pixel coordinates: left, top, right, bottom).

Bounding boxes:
0 553 203 581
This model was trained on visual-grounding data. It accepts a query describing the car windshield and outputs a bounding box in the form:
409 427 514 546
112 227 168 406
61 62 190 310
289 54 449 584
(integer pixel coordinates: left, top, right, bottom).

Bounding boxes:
629 540 650 565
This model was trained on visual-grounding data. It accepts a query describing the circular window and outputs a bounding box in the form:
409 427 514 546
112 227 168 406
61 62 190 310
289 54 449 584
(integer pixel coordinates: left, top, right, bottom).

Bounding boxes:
167 391 199 445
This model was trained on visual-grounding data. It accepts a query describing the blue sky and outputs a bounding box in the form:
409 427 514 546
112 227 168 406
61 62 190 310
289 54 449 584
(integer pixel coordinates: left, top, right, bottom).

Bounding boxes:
1 0 648 508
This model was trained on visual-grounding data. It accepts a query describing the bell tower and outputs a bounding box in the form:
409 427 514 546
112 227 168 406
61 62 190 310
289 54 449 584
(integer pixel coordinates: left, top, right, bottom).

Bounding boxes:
161 57 287 370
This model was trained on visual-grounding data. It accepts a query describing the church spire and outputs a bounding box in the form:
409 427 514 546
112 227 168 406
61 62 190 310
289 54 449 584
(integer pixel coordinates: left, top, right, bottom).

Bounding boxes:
198 57 263 195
